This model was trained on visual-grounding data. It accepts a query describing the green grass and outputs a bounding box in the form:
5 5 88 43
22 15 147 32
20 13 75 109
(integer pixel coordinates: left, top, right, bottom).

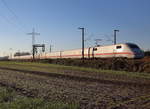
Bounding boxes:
0 61 150 80
0 99 79 109
0 87 79 109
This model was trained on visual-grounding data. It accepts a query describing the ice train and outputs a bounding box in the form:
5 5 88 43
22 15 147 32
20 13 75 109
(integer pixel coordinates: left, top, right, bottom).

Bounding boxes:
10 43 144 60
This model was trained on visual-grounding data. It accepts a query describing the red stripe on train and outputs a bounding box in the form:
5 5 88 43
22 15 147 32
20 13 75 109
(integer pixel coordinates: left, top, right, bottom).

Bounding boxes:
95 52 133 55
45 52 133 58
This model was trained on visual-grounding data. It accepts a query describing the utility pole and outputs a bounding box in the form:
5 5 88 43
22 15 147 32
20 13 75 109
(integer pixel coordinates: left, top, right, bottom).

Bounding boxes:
114 30 119 45
27 28 40 60
78 27 85 60
27 28 40 46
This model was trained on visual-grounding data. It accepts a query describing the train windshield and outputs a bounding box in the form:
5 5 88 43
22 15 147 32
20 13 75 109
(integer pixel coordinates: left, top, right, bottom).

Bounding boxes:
127 43 139 49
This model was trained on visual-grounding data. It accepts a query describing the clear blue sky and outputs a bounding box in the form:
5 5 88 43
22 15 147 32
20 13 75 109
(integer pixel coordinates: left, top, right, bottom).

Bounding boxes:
0 0 150 56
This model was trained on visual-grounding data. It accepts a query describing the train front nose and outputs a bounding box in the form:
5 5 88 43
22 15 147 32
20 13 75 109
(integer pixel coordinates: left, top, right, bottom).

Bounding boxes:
127 43 144 59
133 50 144 58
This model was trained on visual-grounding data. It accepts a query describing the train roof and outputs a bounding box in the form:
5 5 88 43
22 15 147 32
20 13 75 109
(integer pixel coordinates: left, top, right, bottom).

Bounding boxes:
48 43 139 53
95 42 139 47
94 43 131 48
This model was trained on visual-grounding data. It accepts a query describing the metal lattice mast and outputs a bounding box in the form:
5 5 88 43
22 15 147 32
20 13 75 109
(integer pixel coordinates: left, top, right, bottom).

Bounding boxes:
27 28 40 46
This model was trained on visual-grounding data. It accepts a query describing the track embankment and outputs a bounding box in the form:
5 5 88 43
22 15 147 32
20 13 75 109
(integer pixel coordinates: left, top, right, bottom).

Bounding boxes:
37 57 150 73
0 66 150 87
0 61 150 109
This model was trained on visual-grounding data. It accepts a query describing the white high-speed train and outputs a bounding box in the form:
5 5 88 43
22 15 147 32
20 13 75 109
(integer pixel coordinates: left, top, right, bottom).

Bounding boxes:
10 43 144 60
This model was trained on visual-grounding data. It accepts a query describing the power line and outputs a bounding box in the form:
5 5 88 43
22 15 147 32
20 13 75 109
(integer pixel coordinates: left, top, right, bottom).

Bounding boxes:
0 0 27 33
1 0 18 19
94 39 102 46
0 13 26 33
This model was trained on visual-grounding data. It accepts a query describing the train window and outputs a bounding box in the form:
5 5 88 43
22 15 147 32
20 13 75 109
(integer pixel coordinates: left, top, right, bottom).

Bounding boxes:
116 46 122 49
93 48 97 51
128 44 139 49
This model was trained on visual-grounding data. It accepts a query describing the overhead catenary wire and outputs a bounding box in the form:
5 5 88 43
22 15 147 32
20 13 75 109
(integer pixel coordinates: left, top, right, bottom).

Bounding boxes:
0 13 26 33
0 0 32 56
1 0 18 19
0 0 27 33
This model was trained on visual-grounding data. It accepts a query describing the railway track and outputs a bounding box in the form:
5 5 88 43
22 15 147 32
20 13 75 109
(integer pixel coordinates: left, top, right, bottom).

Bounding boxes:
0 65 150 109
0 67 150 88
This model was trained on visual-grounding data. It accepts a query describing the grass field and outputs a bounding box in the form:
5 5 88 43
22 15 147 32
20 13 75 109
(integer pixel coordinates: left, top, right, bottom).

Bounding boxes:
0 61 150 109
0 61 150 81
0 87 79 109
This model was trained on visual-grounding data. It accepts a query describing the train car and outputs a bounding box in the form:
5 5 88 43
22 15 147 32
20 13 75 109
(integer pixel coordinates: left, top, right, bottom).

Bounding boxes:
90 43 144 58
44 43 144 59
45 51 61 59
9 43 144 60
61 48 89 58
11 55 32 60
0 56 9 60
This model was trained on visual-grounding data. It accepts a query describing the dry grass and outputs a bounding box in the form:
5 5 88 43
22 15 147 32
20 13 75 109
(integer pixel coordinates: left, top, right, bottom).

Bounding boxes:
0 61 150 109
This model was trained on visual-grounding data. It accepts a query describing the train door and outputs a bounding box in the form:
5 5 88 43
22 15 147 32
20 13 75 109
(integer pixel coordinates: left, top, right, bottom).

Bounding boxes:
88 47 91 58
92 47 97 58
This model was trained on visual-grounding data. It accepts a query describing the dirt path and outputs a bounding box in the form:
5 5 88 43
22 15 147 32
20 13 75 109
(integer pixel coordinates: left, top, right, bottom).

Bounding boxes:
0 68 150 109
